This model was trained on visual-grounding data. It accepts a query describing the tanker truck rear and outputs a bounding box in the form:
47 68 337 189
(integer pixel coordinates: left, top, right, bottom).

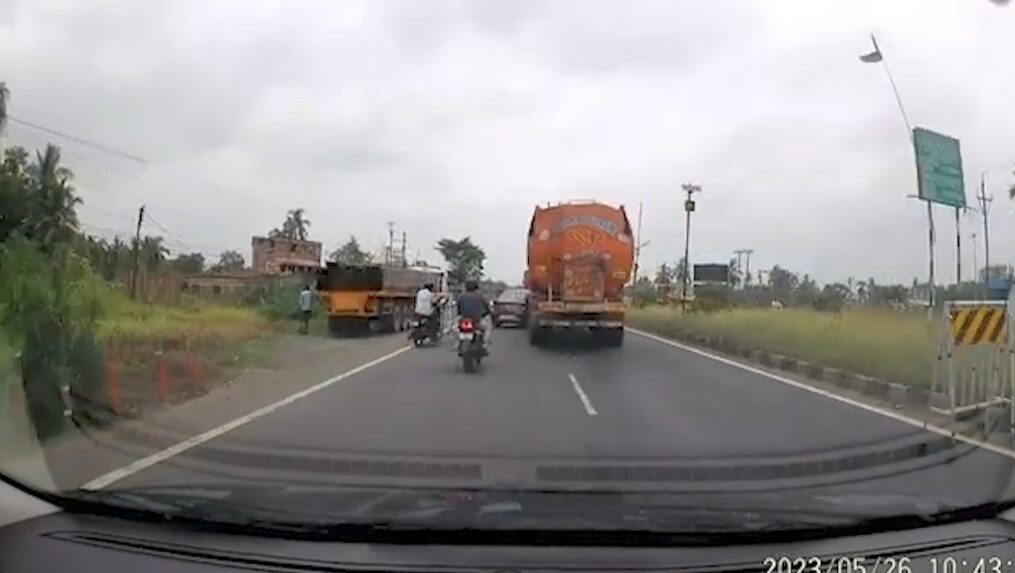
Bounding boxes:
524 201 634 347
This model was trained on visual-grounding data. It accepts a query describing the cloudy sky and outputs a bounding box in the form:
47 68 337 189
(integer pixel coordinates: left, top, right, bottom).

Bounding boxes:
2 0 1014 284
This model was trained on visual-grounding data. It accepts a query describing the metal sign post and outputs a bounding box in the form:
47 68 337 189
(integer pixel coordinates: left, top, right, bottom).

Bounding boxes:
912 127 966 318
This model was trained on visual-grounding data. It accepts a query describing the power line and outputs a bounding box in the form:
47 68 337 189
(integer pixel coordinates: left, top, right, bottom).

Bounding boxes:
9 113 287 210
143 209 232 258
7 115 147 163
78 222 135 239
77 201 134 220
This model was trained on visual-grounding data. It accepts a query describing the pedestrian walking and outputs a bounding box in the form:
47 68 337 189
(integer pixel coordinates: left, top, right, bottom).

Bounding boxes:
299 284 314 334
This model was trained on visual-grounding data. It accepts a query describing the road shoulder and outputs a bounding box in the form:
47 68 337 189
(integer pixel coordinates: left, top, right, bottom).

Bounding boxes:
41 333 411 490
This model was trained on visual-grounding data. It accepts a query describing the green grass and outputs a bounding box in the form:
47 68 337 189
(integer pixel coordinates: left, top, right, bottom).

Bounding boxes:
629 306 938 387
97 294 274 343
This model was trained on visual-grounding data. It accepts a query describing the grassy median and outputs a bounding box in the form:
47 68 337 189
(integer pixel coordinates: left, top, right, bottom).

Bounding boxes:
628 306 938 387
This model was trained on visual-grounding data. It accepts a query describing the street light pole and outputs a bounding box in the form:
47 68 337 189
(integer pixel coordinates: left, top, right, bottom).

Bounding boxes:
680 183 701 312
861 35 936 317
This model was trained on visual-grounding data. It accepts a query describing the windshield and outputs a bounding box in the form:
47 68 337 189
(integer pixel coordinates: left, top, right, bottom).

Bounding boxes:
3 0 1015 541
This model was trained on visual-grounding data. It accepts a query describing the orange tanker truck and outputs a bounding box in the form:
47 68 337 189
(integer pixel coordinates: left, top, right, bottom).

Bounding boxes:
524 201 634 347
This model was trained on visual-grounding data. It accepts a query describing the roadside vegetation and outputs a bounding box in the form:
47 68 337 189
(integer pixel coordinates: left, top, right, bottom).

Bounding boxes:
0 84 296 440
624 243 1015 390
629 306 935 388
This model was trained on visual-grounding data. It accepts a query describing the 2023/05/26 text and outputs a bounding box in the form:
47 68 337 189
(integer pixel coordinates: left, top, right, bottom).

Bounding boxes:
765 557 1015 573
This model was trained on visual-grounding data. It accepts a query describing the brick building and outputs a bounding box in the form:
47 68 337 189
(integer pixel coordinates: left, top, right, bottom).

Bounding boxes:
251 236 322 275
182 270 275 300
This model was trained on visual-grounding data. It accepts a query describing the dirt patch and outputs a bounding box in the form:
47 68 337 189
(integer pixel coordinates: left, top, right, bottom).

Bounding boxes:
69 335 275 427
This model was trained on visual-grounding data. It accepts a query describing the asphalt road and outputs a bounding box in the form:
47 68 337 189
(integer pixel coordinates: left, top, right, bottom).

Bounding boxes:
108 328 1015 508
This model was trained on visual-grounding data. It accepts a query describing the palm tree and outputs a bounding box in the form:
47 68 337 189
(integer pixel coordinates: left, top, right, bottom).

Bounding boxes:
27 144 80 246
285 208 311 241
139 236 170 270
29 144 72 188
0 81 9 156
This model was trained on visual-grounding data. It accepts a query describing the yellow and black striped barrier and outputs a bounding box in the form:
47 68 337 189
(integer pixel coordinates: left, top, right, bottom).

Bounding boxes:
950 305 1007 346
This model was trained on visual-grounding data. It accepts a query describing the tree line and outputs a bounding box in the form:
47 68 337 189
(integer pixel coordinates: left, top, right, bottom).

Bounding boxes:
632 259 914 311
324 232 489 289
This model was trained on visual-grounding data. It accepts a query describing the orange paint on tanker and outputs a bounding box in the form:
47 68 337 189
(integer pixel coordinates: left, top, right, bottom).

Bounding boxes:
524 201 634 302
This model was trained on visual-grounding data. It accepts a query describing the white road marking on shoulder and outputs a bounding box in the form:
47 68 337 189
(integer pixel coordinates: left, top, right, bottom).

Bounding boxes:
568 373 598 416
81 345 414 490
627 327 1015 462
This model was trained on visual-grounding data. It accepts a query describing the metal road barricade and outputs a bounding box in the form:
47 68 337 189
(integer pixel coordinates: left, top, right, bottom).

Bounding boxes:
932 296 1015 437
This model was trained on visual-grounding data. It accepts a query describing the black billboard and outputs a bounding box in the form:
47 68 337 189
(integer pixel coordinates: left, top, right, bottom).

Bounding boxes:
693 263 730 284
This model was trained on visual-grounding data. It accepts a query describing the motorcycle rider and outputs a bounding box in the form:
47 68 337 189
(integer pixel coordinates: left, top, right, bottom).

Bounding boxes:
414 282 438 339
456 280 491 351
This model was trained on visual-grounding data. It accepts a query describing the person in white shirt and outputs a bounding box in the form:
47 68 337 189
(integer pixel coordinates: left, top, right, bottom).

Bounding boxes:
298 285 314 334
414 283 437 337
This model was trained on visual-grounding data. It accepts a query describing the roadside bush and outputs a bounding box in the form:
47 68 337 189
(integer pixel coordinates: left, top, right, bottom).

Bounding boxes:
247 279 314 321
627 278 659 307
0 239 112 439
690 285 733 313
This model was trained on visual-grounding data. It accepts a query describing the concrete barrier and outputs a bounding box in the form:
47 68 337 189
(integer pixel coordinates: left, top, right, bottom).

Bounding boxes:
802 361 824 380
777 356 798 372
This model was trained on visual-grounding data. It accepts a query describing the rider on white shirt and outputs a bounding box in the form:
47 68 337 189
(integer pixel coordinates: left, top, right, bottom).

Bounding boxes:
414 283 440 337
415 284 435 316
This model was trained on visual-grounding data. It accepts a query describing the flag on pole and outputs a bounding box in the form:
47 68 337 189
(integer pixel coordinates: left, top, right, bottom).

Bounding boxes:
859 34 883 63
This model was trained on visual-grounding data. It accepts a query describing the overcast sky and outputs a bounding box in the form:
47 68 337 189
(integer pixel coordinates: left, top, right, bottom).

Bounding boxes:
2 0 1014 284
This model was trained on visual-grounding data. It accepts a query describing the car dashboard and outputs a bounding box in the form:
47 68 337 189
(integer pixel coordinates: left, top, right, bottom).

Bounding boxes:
3 487 1015 573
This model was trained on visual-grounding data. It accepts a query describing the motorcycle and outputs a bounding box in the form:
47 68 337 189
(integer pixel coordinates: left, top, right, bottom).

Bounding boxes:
409 312 441 347
457 316 486 373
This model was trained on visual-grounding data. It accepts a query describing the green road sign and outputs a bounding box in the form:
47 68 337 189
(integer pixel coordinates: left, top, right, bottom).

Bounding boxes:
913 127 965 208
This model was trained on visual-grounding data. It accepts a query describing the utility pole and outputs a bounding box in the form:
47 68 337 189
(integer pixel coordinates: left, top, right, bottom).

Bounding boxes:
401 231 407 268
971 232 979 290
386 221 395 267
733 249 753 289
130 205 145 300
732 250 743 287
632 202 650 284
977 172 993 285
744 249 753 287
680 183 701 312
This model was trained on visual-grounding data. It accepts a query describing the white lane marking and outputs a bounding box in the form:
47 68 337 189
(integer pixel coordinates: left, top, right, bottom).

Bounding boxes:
628 327 1015 462
81 345 414 490
568 373 598 416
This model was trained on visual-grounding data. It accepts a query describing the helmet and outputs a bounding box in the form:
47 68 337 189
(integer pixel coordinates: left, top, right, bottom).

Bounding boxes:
465 280 479 291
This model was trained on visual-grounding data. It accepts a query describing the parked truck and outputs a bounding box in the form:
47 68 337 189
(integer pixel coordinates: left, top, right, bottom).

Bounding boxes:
524 201 634 347
317 263 445 335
